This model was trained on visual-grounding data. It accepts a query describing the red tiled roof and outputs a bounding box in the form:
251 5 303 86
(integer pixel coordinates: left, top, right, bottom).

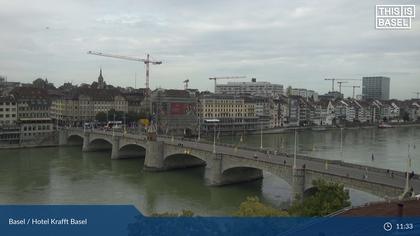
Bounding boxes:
338 199 420 216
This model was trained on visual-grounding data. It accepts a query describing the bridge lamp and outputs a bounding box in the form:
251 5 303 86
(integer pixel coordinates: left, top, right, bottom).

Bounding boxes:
293 129 297 171
204 119 220 154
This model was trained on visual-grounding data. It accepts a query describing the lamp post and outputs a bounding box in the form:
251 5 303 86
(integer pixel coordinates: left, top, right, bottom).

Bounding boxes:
197 115 201 142
340 127 343 160
260 121 263 149
213 122 216 153
123 112 126 134
112 113 115 137
293 129 297 172
405 144 411 192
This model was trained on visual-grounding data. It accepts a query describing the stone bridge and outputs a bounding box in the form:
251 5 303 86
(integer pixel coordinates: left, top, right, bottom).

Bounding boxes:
59 128 420 201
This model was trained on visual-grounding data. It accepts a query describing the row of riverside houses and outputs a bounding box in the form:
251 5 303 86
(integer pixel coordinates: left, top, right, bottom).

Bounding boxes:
274 96 420 127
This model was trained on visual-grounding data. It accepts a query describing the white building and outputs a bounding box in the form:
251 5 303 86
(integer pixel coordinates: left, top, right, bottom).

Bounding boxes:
215 78 283 98
291 88 319 101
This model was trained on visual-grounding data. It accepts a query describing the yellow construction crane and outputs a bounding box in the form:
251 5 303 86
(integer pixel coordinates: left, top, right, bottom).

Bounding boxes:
324 78 360 92
87 51 162 90
209 76 246 92
183 79 189 90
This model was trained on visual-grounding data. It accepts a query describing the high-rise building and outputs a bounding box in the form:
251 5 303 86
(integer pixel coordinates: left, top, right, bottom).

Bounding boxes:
362 76 390 100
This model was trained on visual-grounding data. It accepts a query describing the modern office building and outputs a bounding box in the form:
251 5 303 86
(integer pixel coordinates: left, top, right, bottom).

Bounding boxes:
215 78 283 97
362 76 390 100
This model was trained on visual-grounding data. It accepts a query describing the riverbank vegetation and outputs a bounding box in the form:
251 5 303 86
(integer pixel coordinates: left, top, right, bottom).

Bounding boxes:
150 179 350 217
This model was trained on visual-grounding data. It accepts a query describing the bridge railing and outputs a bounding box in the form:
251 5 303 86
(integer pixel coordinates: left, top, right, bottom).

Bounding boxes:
62 128 417 179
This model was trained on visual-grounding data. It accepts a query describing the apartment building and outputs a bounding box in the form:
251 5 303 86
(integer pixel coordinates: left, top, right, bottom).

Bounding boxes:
10 87 53 140
50 88 128 126
198 94 271 134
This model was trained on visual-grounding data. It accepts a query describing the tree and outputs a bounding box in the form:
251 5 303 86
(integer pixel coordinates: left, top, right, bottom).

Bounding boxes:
107 109 124 121
95 112 107 122
234 196 288 217
289 179 350 216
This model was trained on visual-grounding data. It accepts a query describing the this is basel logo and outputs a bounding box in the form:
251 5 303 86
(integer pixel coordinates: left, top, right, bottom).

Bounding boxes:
376 5 416 29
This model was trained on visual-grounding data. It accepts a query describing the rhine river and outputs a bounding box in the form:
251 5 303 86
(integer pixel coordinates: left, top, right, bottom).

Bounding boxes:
0 126 419 216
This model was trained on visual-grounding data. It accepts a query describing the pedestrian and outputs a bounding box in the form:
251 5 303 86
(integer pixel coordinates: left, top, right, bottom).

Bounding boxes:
391 172 394 178
371 153 375 161
283 160 286 166
302 164 306 169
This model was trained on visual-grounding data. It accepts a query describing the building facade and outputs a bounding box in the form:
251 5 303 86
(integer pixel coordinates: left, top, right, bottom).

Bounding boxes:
215 78 283 97
50 88 129 126
198 94 273 134
10 87 53 141
151 89 198 136
362 76 390 100
0 95 17 126
291 88 319 101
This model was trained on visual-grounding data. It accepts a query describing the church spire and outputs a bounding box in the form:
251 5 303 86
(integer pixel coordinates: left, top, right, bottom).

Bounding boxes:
98 68 105 89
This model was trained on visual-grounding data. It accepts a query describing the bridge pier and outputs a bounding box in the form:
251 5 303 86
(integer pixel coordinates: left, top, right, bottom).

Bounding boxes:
292 168 306 202
144 141 165 171
204 154 223 186
111 136 120 160
82 132 91 152
58 130 68 146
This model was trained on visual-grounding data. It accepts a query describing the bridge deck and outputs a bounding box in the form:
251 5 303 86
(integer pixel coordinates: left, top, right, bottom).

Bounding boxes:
65 128 420 195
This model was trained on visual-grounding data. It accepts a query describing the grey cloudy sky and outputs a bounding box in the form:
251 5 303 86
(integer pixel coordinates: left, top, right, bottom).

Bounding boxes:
1 0 419 99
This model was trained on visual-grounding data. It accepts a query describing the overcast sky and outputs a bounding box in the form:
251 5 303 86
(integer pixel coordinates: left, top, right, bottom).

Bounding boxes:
0 0 419 99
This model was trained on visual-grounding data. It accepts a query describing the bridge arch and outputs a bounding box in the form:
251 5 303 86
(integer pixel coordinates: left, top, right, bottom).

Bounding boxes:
163 153 207 170
118 143 147 159
67 134 84 145
221 161 294 187
87 137 113 151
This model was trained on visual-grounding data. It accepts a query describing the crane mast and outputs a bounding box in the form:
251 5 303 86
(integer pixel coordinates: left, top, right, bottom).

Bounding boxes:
342 85 361 99
87 51 162 91
183 79 189 90
324 78 360 92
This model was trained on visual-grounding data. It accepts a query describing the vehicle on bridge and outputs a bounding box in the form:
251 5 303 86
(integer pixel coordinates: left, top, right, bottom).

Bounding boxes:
106 121 123 129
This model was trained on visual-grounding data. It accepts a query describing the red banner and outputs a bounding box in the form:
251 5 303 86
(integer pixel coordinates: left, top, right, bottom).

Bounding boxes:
170 103 188 115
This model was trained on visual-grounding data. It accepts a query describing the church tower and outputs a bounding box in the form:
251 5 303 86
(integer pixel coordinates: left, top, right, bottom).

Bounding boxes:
98 68 105 89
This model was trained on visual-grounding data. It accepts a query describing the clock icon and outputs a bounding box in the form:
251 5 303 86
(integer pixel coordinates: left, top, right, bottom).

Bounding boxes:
383 222 393 232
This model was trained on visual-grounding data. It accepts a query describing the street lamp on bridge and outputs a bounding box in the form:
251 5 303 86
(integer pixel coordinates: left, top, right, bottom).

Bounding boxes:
293 129 298 172
204 119 220 153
